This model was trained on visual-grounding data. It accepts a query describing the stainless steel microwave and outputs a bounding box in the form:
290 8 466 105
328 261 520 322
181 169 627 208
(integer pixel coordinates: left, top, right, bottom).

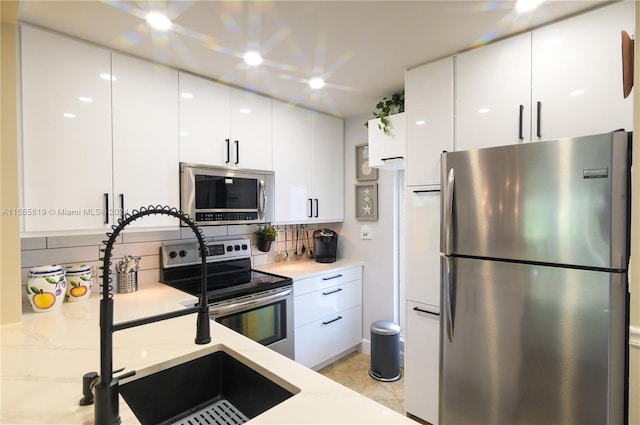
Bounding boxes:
180 163 274 226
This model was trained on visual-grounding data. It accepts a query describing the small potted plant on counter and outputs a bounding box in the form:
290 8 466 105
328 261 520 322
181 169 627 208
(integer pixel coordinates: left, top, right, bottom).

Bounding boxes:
254 224 277 252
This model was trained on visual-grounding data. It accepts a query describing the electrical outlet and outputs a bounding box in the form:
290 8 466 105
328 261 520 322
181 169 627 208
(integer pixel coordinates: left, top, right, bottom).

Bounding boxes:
360 225 372 240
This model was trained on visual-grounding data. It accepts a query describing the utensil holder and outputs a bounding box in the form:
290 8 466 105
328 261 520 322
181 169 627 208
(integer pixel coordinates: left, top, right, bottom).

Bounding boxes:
117 271 137 293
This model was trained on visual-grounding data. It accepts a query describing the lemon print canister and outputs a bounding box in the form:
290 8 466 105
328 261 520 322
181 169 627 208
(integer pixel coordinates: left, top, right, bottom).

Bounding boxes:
64 264 93 302
26 265 66 312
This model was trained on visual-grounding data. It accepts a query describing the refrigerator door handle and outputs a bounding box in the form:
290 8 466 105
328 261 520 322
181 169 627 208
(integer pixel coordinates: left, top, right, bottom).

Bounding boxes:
443 168 455 256
442 256 455 343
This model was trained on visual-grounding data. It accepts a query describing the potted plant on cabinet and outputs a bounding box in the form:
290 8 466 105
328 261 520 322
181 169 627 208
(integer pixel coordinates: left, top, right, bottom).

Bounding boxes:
365 90 405 135
254 224 277 252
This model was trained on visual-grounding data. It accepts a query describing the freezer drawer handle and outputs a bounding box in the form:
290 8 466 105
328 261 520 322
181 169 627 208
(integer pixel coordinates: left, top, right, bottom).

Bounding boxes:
413 306 439 317
322 316 343 325
322 288 343 296
322 274 343 281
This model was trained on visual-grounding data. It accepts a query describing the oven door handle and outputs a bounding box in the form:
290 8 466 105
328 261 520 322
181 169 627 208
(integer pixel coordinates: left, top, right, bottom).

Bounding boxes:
209 288 292 317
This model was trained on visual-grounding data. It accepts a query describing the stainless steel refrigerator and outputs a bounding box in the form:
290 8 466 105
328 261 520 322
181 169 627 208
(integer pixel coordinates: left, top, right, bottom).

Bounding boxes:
439 131 631 425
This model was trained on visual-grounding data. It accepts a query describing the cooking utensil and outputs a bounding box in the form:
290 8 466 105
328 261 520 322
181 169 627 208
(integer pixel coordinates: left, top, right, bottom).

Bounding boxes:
306 228 314 258
284 227 289 259
300 225 307 255
294 228 300 256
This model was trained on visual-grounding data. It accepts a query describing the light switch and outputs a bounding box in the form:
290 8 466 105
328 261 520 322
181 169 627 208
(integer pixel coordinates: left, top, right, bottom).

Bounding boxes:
360 225 372 240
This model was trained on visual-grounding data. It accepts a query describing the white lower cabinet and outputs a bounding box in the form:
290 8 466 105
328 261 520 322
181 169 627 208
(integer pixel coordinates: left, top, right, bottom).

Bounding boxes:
405 300 440 424
293 267 363 369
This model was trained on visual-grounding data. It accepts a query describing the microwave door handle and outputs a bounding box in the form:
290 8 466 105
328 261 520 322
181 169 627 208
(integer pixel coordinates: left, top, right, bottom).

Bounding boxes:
258 179 266 219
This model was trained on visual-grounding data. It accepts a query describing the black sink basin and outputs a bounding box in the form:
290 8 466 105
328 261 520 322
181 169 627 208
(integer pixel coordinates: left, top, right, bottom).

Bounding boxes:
120 346 298 425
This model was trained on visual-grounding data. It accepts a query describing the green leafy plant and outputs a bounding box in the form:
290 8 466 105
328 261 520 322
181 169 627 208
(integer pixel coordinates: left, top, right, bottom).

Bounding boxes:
365 91 405 135
254 224 277 241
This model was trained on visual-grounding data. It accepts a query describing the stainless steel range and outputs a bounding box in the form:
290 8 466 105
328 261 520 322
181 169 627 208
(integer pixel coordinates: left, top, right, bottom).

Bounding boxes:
160 238 294 359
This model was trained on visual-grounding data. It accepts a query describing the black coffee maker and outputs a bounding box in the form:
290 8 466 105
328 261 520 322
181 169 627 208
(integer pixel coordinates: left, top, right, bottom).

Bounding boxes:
313 228 338 263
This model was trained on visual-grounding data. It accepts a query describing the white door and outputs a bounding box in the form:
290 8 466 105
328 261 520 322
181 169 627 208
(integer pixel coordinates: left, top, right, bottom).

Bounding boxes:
405 300 440 424
404 186 440 306
455 32 532 150
178 73 231 166
229 88 273 170
311 112 344 222
20 26 113 232
531 1 634 141
111 53 180 228
272 101 312 222
406 58 454 187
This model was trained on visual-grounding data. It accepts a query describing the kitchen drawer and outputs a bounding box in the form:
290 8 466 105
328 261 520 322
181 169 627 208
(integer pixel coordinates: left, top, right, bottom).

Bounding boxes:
294 279 362 328
293 266 362 297
294 304 362 369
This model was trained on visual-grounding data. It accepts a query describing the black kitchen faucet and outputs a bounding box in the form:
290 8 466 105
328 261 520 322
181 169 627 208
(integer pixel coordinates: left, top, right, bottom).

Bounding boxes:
79 206 211 425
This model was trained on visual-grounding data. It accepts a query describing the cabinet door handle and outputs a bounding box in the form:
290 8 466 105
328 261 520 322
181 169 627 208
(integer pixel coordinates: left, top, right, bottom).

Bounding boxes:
322 288 343 296
119 193 125 221
225 138 230 164
234 140 239 165
103 193 109 224
413 189 440 194
381 156 404 161
536 101 542 138
413 306 439 317
322 316 343 325
314 198 318 218
308 198 313 218
518 104 524 141
322 274 343 281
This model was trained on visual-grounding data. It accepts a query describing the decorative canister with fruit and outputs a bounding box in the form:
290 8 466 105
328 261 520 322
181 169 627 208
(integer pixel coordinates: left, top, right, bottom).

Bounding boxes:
64 264 93 302
26 265 67 312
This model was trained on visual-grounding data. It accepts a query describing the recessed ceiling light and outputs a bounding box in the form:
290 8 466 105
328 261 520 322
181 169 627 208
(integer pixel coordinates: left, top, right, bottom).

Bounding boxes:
145 12 172 31
309 77 326 90
515 0 545 14
243 51 263 66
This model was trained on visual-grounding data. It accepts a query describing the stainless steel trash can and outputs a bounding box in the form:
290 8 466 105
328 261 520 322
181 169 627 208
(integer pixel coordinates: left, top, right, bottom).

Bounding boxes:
369 320 401 382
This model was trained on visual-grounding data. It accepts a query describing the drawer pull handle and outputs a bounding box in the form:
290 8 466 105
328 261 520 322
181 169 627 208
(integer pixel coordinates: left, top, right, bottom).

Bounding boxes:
413 306 440 317
322 288 343 296
322 316 343 325
322 274 343 281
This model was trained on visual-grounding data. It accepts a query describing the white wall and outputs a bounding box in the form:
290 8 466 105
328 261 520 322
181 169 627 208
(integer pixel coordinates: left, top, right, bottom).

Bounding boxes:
341 113 398 351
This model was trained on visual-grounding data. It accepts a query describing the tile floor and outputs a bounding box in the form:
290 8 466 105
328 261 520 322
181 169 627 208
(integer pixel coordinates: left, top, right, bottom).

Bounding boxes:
318 351 405 415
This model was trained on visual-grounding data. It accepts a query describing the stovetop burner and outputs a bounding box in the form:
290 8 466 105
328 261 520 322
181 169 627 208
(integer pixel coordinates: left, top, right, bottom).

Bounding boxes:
160 238 291 303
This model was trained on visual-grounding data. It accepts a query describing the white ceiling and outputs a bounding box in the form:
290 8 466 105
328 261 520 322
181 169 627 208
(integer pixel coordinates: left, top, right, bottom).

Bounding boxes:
18 0 611 119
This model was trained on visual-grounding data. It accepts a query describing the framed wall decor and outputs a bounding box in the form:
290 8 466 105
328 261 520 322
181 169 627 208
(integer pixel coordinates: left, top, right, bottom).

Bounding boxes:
355 183 378 221
355 143 378 181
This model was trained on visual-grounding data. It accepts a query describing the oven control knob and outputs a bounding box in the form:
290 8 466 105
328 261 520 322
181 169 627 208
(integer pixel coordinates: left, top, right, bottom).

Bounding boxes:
226 245 233 252
234 245 240 251
179 250 187 258
169 251 177 259
241 244 248 250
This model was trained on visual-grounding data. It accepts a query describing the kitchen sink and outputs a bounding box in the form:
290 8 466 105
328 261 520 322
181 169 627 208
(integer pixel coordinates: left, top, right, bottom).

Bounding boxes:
119 345 299 425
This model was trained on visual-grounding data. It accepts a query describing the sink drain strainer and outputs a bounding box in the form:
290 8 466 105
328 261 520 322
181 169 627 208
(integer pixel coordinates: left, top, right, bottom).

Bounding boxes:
172 399 249 425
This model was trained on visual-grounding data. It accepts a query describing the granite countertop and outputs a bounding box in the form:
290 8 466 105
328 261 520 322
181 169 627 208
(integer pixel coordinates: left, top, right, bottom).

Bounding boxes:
0 274 414 424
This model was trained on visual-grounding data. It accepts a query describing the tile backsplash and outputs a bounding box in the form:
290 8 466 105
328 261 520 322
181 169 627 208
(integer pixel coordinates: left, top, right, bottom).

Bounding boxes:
19 222 343 287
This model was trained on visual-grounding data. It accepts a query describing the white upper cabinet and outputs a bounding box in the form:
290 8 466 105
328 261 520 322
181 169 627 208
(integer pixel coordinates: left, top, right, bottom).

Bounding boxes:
272 101 344 223
229 88 273 170
455 33 532 150
531 1 634 140
310 111 344 222
406 58 454 186
272 101 313 222
111 53 180 228
178 73 230 166
367 112 406 170
20 26 113 233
